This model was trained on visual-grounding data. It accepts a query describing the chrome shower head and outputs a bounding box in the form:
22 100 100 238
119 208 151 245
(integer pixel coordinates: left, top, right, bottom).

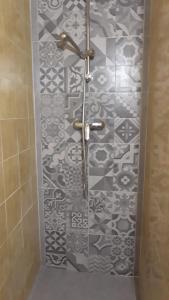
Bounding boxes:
57 32 84 58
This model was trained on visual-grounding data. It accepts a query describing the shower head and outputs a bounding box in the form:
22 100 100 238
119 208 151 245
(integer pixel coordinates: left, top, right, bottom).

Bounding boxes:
57 32 84 59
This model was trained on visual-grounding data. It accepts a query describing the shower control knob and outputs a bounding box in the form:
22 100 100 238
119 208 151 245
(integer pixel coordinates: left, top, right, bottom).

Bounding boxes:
85 123 90 141
73 120 105 132
90 121 105 130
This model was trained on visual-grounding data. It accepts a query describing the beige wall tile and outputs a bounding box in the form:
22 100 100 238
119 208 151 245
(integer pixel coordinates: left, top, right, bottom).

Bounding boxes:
6 189 22 234
3 155 19 198
20 181 33 216
19 149 31 185
0 242 9 291
0 0 40 297
139 1 169 299
1 120 18 160
16 119 30 152
0 203 7 246
0 162 4 204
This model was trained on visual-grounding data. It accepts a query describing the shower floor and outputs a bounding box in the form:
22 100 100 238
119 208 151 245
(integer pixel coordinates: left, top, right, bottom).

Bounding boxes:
28 266 136 300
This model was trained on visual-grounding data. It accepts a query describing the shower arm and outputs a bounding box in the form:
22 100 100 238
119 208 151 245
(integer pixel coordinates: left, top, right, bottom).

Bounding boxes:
57 31 95 61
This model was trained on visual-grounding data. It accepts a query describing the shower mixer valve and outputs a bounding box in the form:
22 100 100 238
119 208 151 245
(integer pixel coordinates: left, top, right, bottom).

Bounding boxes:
73 120 105 141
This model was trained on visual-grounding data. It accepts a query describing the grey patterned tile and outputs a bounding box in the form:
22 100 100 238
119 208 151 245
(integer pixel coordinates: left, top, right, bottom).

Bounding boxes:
40 67 66 94
112 192 137 216
116 37 143 66
38 1 63 41
89 119 114 143
116 65 142 92
44 189 66 232
111 235 135 275
67 231 89 256
67 252 88 272
114 118 140 144
89 175 108 191
67 210 88 233
62 9 85 44
45 230 67 268
90 1 116 38
88 255 111 274
90 37 116 67
90 66 115 92
65 191 88 231
41 94 65 119
89 213 112 235
39 41 63 67
64 93 84 142
38 0 63 15
63 0 85 11
65 143 82 166
112 214 136 236
44 188 66 201
89 190 113 215
116 0 144 36
46 253 67 268
43 156 83 190
114 92 141 118
88 93 115 119
89 143 114 172
64 93 82 121
67 65 84 94
89 235 112 256
66 189 88 212
65 119 82 143
113 144 139 192
41 116 65 144
64 50 83 68
89 191 113 235
112 165 138 192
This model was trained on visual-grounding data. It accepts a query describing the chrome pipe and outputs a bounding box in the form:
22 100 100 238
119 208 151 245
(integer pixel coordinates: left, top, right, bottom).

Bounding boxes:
85 0 92 82
82 61 88 198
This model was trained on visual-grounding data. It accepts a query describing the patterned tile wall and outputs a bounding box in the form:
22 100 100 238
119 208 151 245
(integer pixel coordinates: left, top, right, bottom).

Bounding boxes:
31 0 145 276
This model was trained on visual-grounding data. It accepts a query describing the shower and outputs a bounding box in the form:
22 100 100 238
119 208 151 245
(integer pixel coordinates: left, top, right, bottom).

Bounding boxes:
2 0 169 299
57 0 104 198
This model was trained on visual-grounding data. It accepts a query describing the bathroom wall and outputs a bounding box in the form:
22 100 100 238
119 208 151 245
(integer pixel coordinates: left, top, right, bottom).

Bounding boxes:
32 0 145 275
0 1 40 299
139 0 169 299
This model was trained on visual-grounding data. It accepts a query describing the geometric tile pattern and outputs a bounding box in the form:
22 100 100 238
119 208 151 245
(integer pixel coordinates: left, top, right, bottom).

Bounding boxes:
111 235 135 276
32 0 145 276
114 118 140 143
40 67 66 93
